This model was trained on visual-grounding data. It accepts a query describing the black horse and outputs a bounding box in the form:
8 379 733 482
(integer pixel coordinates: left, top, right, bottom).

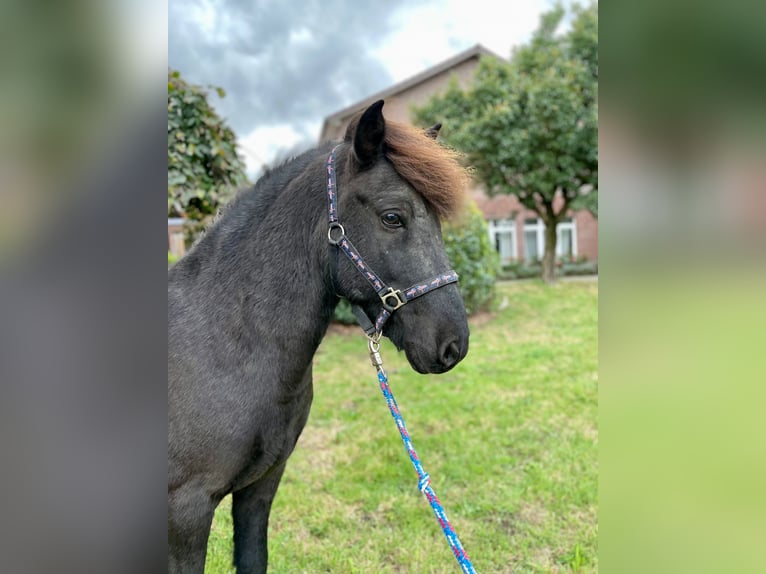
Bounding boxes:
168 100 470 573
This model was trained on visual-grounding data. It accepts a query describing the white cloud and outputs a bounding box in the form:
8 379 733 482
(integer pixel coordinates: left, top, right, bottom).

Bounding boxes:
372 0 547 82
179 0 550 176
238 122 320 178
188 0 216 36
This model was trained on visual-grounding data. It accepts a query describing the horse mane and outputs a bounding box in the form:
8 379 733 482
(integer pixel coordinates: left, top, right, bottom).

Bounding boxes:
345 113 469 219
196 114 468 264
215 144 331 231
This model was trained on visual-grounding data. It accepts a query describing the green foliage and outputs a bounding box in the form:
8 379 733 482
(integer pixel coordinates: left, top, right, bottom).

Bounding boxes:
414 3 598 281
443 203 500 314
498 258 598 280
167 69 248 242
168 251 179 266
332 298 357 325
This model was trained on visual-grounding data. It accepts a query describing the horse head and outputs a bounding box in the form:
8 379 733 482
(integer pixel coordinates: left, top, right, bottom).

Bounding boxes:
331 101 469 374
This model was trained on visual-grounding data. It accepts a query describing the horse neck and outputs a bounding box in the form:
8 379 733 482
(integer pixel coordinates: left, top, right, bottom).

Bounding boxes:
192 155 337 367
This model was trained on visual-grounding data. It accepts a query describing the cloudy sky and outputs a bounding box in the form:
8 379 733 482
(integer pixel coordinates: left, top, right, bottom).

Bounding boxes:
169 0 555 178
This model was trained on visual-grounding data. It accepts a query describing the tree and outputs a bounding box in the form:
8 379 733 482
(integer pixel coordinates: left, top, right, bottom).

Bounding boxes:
414 3 597 283
168 69 248 243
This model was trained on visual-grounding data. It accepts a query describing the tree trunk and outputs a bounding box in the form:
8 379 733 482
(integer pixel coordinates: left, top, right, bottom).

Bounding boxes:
541 219 558 284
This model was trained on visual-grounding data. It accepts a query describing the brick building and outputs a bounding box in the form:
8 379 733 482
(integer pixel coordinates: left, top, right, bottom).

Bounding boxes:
320 45 597 263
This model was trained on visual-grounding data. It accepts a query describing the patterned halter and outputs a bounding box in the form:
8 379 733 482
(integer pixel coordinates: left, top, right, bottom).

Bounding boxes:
326 144 459 336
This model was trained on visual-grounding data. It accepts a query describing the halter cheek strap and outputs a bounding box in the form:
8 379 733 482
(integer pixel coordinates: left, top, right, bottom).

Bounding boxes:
326 144 459 337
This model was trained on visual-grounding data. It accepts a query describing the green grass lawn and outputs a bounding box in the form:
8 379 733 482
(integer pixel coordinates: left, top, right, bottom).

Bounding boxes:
205 280 598 573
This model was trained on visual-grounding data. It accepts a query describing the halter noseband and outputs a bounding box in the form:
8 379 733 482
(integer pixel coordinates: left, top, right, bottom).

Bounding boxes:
326 144 459 337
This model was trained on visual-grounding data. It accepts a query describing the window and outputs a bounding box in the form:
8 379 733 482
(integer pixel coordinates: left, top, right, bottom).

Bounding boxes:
524 227 539 261
521 218 578 261
556 218 577 259
523 218 543 261
488 219 517 263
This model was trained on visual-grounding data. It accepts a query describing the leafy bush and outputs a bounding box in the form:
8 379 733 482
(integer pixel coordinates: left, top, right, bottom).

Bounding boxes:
498 258 597 280
443 202 500 314
168 69 249 245
333 298 358 325
562 260 598 276
498 261 544 280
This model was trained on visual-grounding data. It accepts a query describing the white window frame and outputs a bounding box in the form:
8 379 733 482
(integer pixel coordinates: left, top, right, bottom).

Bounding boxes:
488 219 518 263
523 218 545 261
522 217 578 261
556 218 578 259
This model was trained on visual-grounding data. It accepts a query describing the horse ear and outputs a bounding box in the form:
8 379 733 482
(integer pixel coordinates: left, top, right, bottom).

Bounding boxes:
425 123 442 139
352 100 386 167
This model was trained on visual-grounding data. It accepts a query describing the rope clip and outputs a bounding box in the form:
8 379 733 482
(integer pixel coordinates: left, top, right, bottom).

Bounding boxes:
367 332 384 370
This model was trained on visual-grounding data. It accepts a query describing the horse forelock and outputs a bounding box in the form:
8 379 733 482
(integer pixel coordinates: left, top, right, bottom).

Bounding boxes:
383 121 469 220
343 112 469 220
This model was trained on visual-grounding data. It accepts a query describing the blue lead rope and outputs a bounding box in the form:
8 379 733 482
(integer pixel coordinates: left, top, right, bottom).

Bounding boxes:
327 142 475 571
370 339 476 573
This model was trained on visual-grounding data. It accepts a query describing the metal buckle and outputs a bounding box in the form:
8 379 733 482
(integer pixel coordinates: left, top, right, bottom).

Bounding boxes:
327 222 345 245
380 287 406 312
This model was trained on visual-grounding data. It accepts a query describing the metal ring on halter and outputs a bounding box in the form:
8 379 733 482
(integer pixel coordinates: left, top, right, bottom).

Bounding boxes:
367 331 381 350
327 222 345 245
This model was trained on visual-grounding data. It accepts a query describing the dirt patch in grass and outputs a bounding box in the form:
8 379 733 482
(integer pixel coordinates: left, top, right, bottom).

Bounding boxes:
468 309 496 327
518 502 551 527
293 421 344 477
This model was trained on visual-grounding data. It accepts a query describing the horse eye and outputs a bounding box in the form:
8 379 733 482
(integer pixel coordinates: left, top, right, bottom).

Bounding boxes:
381 212 402 228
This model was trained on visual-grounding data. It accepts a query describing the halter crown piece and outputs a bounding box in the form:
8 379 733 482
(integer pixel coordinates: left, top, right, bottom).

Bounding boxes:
326 144 459 336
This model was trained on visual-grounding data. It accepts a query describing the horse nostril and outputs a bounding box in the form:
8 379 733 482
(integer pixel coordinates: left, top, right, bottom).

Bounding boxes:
440 339 462 368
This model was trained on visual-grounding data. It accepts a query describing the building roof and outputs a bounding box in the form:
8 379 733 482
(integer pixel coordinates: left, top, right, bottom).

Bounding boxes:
320 44 505 136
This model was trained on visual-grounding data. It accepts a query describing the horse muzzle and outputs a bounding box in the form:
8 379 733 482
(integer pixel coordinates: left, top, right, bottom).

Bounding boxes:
404 328 469 374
